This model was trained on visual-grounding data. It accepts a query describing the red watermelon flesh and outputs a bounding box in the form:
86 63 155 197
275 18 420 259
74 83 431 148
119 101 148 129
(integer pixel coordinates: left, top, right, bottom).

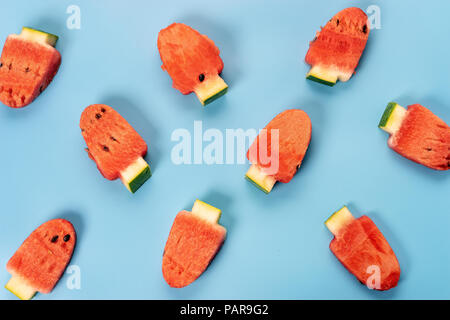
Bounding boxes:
389 104 450 170
305 7 369 81
0 35 61 108
157 23 224 94
162 210 226 288
330 216 400 291
247 109 312 183
80 104 148 180
7 219 76 294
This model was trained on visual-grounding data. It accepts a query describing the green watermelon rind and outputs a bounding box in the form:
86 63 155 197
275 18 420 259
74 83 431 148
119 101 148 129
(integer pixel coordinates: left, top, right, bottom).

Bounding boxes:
245 175 270 194
378 102 407 135
120 157 151 193
192 200 222 224
194 75 228 106
128 165 151 193
378 102 398 129
306 74 337 87
325 206 355 236
21 27 59 47
203 86 228 106
5 276 37 300
305 65 340 87
245 164 276 194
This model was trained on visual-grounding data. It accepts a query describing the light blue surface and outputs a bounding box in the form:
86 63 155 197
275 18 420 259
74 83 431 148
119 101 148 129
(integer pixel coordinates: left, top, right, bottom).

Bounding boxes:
0 0 449 300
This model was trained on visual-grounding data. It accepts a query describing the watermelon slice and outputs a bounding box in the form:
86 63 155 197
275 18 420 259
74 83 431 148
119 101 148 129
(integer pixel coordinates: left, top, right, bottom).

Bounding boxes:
325 206 400 291
80 104 151 193
0 27 61 108
305 7 369 86
379 102 450 171
157 23 228 106
5 219 76 300
162 200 226 288
246 109 312 193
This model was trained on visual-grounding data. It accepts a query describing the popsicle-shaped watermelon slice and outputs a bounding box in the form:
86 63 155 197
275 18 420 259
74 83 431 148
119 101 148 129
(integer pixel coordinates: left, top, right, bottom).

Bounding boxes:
246 109 312 193
158 23 228 106
163 200 227 288
379 102 450 171
325 206 400 291
80 104 151 193
0 27 61 108
5 219 76 300
305 7 369 86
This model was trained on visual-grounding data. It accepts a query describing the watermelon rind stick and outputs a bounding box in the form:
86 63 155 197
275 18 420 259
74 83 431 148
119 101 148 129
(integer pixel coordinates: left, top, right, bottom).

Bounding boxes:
5 275 36 300
194 75 228 106
119 157 152 193
20 27 58 47
378 102 407 135
325 206 356 237
245 164 277 194
306 65 340 87
191 200 222 224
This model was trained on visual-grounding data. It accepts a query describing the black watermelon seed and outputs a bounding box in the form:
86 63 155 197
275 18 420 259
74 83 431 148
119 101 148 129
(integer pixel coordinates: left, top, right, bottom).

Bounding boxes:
363 25 367 34
110 136 117 141
336 19 340 26
101 108 106 113
39 86 44 93
103 145 109 152
25 67 30 73
95 113 102 119
63 234 70 242
199 74 205 82
51 235 59 243
0 62 3 67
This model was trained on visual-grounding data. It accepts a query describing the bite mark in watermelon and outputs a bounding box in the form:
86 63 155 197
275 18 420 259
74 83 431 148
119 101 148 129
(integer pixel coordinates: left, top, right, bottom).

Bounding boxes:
162 200 226 288
80 104 151 193
379 102 450 171
305 7 370 86
157 23 228 106
326 206 400 291
6 219 76 299
0 27 61 108
246 109 312 193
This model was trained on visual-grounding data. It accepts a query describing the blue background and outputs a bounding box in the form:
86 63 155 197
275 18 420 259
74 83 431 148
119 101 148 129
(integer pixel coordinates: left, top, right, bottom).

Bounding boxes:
0 0 449 300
